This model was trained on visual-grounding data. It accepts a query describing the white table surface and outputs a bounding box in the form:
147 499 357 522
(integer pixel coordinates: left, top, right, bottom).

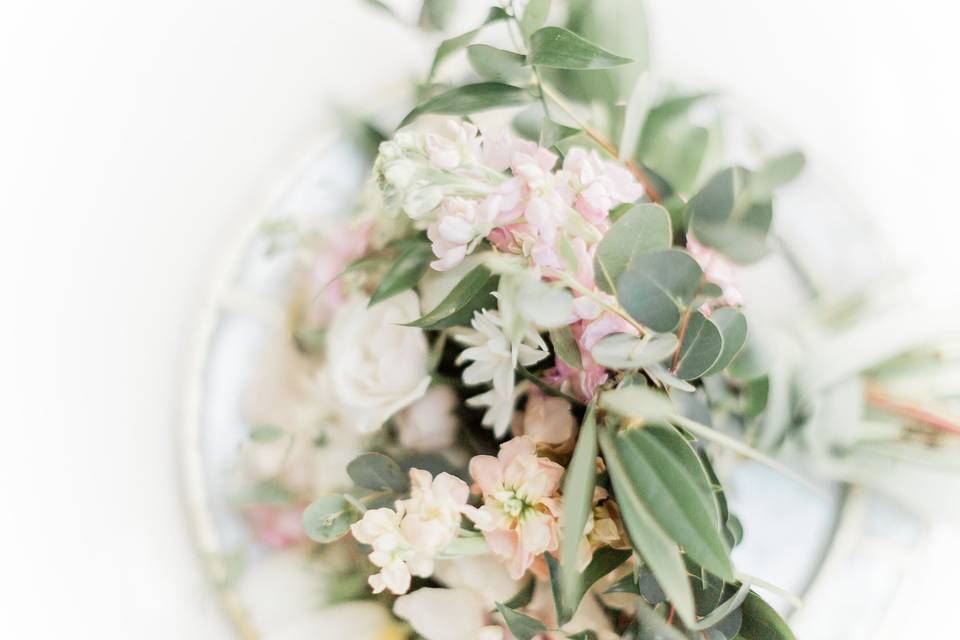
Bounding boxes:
1 1 957 637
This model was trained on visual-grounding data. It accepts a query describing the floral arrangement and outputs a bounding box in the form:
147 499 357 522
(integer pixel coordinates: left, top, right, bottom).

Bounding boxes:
227 1 960 639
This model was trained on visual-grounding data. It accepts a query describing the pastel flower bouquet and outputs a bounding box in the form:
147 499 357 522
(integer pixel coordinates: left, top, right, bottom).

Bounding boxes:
216 1 960 639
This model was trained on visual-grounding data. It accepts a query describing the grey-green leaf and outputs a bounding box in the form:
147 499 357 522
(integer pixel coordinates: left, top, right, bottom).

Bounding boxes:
559 403 598 613
427 7 509 79
406 264 498 329
703 307 747 376
591 332 677 370
520 0 551 38
686 167 772 264
399 83 533 128
467 45 527 83
495 603 547 640
599 426 695 625
616 425 732 580
674 311 724 380
752 149 806 198
527 26 632 70
369 242 432 306
346 453 410 493
616 249 704 332
302 495 357 543
594 203 671 293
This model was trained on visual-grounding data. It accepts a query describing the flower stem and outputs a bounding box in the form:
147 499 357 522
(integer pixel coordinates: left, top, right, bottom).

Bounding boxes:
865 383 960 437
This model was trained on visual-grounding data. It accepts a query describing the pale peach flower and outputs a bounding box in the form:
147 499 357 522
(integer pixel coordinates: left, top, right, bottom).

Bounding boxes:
395 385 460 452
469 437 564 579
514 390 575 447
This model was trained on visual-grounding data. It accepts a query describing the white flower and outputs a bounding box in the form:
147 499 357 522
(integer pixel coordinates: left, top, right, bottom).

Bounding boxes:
393 587 493 640
350 507 423 595
455 310 549 436
425 120 483 171
395 385 460 452
326 291 431 434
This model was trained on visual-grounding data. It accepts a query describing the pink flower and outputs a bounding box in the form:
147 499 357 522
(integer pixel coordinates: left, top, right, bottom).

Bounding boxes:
428 197 498 271
350 468 483 595
514 389 575 446
686 233 743 309
246 504 309 549
304 222 370 326
561 148 644 225
469 437 564 579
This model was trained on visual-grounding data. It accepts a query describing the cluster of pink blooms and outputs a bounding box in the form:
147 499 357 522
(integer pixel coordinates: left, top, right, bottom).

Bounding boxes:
376 120 649 401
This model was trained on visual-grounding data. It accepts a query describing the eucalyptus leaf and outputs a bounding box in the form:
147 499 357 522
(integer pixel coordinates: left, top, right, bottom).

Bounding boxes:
599 426 695 625
249 424 284 443
549 325 583 369
467 45 527 83
346 453 410 493
369 242 432 306
399 83 533 128
539 117 580 150
406 264 497 329
737 591 797 640
527 26 632 70
752 150 806 198
302 495 357 543
502 579 536 610
703 307 748 376
520 0 551 38
495 603 547 640
616 249 704 332
742 376 770 420
591 332 677 370
594 203 671 293
686 167 772 264
600 385 674 424
427 7 508 78
615 425 734 580
559 403 598 612
675 311 724 380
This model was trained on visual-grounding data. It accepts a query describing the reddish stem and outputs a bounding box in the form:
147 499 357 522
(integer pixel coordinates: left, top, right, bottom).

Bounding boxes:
865 383 960 437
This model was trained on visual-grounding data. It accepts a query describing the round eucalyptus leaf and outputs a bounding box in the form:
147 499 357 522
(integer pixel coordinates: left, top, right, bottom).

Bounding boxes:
591 332 677 369
675 311 724 380
616 249 703 332
302 495 357 543
347 452 410 493
703 307 748 376
594 203 672 293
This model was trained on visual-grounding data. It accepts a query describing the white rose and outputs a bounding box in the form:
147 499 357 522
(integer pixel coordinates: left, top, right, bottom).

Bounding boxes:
395 385 460 452
327 291 431 433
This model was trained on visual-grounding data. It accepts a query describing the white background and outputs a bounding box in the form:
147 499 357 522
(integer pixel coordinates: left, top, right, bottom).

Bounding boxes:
1 1 957 637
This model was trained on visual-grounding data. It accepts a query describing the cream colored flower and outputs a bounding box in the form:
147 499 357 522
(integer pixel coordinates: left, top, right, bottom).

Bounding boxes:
395 385 460 452
455 310 549 436
326 291 431 434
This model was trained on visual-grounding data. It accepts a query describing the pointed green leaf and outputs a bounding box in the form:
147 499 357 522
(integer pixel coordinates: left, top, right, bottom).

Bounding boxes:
674 311 723 380
686 167 772 264
427 7 509 78
520 0 551 37
616 425 733 580
399 83 534 128
600 385 674 424
751 149 806 198
594 203 671 293
495 603 547 640
616 249 704 332
527 26 632 70
549 324 582 369
559 403 598 614
467 45 527 83
703 307 748 376
405 265 498 329
369 242 432 306
599 425 695 625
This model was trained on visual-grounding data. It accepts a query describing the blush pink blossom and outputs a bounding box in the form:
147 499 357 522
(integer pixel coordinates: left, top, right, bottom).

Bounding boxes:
686 233 744 309
428 197 498 271
468 436 564 579
247 504 309 549
305 222 371 326
561 148 645 226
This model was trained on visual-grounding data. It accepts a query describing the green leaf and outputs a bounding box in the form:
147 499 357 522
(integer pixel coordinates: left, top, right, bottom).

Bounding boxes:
742 375 770 420
406 264 498 329
249 424 284 443
674 311 724 380
346 453 410 493
369 242 433 306
594 203 671 293
467 45 527 83
616 249 704 332
527 26 632 70
615 425 733 580
686 167 772 264
752 150 806 198
302 495 358 543
418 0 457 31
549 325 583 369
399 83 534 128
566 633 597 640
599 425 695 625
495 602 547 640
502 578 536 610
559 403 598 615
600 385 674 425
591 332 677 370
737 591 797 640
703 307 748 376
520 0 551 37
428 7 509 79
547 547 631 626
251 478 295 504
539 117 580 150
